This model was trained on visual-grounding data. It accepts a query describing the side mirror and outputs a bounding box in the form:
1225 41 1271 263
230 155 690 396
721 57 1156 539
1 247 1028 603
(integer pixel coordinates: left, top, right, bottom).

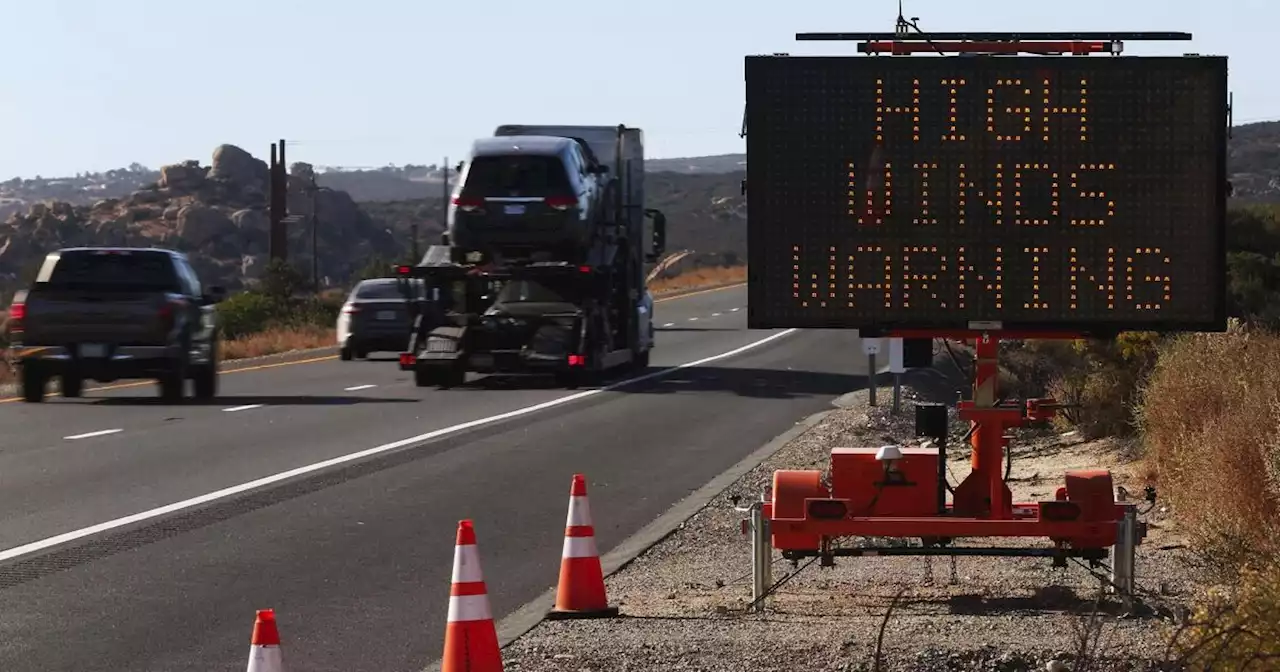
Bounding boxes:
204 285 227 304
644 208 667 262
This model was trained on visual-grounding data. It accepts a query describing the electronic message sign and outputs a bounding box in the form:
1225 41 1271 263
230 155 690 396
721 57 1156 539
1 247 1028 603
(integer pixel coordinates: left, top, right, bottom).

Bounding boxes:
744 55 1229 334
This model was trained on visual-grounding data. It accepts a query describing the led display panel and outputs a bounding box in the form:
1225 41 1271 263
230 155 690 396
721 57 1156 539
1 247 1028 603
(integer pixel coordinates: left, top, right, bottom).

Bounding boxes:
744 55 1228 333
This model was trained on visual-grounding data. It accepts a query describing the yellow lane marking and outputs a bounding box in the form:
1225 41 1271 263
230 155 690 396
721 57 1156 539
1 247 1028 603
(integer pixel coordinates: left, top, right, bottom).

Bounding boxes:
0 282 746 403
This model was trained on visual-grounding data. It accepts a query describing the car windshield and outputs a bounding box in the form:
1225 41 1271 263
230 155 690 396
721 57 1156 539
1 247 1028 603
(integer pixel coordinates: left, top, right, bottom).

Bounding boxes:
494 276 582 304
461 155 572 197
354 280 407 300
37 250 180 292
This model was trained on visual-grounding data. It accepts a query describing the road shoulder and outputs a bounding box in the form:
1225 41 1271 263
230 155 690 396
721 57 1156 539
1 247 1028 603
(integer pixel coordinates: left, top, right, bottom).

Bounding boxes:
496 377 1200 671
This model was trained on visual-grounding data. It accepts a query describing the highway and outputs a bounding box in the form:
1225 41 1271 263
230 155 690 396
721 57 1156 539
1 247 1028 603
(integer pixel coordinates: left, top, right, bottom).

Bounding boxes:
0 284 870 672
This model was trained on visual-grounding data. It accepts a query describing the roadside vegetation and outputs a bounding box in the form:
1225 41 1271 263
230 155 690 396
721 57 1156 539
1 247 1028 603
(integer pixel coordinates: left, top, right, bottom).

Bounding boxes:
0 259 747 387
984 203 1280 668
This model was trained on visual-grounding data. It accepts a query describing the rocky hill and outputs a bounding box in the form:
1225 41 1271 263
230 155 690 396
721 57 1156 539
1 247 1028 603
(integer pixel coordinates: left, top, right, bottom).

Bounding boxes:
4 119 1279 297
0 144 749 297
0 145 398 293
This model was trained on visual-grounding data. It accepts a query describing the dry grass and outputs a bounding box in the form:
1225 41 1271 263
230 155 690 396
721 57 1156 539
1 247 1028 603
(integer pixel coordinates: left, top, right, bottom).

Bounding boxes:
648 264 745 295
0 327 335 388
1138 325 1280 567
1136 324 1280 668
219 325 335 361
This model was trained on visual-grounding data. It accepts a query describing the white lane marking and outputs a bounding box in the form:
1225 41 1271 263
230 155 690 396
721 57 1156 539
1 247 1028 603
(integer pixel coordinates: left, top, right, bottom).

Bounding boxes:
730 307 741 312
222 404 264 413
688 317 699 321
344 384 377 392
711 312 721 317
64 429 123 441
662 323 675 328
0 329 798 564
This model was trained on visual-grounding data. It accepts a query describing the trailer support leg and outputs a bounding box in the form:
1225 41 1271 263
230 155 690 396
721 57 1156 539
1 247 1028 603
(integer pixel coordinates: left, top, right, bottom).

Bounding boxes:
1109 504 1138 612
750 493 771 613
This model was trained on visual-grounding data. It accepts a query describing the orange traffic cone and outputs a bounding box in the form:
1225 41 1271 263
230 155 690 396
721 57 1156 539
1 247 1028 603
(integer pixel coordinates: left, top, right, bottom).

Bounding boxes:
442 519 504 672
547 473 619 619
245 609 284 672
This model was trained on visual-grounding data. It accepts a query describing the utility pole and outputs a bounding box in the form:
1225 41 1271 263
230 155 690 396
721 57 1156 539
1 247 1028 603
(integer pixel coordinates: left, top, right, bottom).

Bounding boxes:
268 140 288 262
309 172 319 292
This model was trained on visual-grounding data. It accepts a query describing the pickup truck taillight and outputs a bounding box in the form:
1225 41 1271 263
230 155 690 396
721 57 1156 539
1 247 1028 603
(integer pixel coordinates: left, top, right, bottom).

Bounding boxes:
342 305 361 315
157 300 182 330
7 302 24 332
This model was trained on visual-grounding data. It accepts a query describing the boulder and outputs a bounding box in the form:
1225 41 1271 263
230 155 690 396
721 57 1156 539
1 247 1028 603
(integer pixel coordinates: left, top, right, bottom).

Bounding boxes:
207 144 268 194
130 188 166 204
159 160 206 192
176 204 235 247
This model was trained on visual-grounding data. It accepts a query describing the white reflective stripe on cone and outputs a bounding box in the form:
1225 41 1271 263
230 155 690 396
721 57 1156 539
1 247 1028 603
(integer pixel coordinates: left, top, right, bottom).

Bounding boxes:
447 594 494 622
562 534 599 559
565 496 593 527
246 645 283 672
451 544 484 583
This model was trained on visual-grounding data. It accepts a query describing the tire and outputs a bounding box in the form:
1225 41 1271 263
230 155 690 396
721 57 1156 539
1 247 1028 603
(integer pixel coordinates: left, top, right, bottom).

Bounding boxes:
61 373 84 398
635 349 651 369
192 362 217 400
158 357 187 402
21 366 47 403
413 366 434 388
554 371 580 389
438 365 466 389
339 345 353 361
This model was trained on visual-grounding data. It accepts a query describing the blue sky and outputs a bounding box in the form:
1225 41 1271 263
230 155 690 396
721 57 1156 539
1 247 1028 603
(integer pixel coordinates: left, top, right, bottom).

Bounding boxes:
0 0 1264 179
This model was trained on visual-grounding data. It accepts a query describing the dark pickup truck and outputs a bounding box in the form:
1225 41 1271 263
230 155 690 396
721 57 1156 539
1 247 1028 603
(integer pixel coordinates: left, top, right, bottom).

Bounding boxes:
5 247 225 403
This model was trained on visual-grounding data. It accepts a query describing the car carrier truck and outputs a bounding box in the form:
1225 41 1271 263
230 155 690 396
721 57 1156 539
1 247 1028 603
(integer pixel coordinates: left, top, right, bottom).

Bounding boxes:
395 124 667 389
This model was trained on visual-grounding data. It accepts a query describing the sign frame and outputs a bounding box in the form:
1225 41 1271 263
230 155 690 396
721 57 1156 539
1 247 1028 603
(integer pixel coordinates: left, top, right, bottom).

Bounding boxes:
744 53 1230 336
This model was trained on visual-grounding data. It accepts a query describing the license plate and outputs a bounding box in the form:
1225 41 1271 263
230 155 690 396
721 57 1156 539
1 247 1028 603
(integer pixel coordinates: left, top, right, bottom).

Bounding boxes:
503 204 526 215
377 310 396 320
79 343 106 358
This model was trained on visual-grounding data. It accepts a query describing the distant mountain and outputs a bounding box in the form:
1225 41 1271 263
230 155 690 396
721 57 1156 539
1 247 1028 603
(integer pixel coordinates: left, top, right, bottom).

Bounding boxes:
0 152 750 215
0 145 747 298
3 120 1278 297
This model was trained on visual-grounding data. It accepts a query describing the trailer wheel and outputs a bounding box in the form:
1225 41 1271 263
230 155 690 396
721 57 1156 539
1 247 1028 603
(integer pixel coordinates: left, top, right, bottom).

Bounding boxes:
554 371 581 389
438 365 466 389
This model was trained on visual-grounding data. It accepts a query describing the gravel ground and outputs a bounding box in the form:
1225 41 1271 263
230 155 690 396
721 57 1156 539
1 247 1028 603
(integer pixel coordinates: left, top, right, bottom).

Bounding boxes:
502 380 1205 672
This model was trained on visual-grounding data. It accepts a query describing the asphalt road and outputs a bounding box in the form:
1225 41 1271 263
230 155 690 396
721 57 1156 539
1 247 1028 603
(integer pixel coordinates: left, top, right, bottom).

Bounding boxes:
0 284 872 672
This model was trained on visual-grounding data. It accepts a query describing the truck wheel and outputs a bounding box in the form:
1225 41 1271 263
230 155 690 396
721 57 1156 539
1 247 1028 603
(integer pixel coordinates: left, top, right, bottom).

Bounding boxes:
413 366 434 387
438 365 466 389
635 349 651 369
192 362 218 399
21 366 47 403
554 371 581 389
61 373 84 398
340 345 353 361
159 358 187 402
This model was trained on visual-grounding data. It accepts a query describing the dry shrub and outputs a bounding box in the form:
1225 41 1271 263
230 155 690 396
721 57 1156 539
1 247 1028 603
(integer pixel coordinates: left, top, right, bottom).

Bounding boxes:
1038 333 1162 440
998 339 1083 399
648 265 745 295
1167 563 1280 670
221 326 335 361
1138 325 1280 569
